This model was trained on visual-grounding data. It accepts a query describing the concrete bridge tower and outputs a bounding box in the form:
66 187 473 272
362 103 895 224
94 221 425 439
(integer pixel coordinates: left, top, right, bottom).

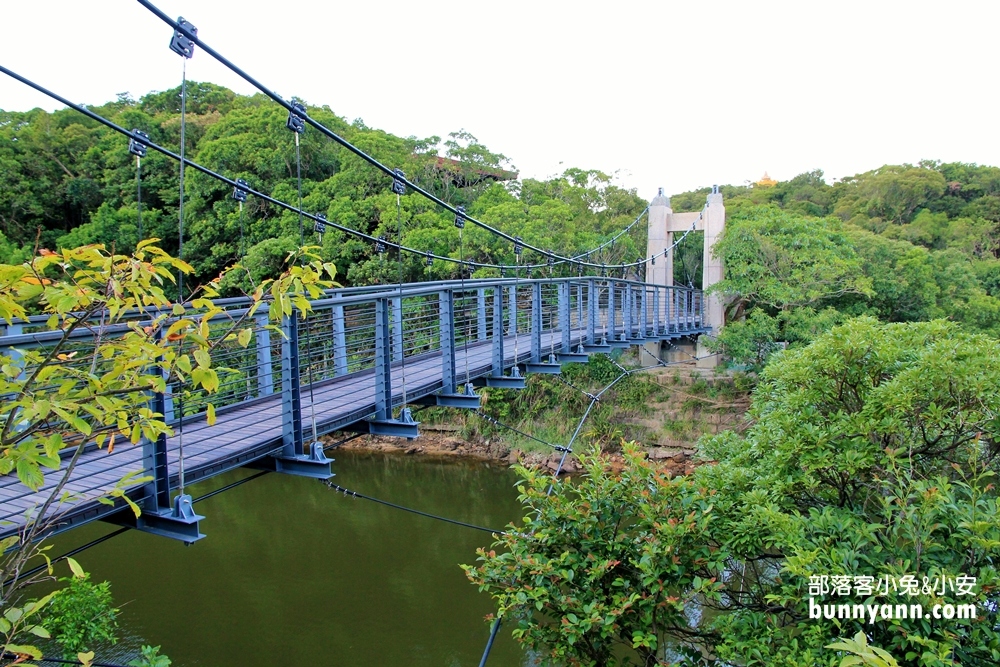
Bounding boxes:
646 186 726 366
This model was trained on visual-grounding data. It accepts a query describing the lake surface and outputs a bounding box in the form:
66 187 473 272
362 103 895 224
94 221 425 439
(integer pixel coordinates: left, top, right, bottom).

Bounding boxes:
46 450 528 666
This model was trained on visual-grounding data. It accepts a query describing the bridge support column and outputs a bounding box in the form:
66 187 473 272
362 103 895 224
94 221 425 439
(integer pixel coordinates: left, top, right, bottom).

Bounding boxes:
131 327 204 544
558 282 587 363
368 298 420 438
487 284 524 388
262 313 333 477
421 290 479 408
526 282 560 374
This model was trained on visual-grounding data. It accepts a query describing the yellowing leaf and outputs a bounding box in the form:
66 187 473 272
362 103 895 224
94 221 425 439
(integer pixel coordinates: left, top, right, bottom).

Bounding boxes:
206 403 216 426
66 556 85 579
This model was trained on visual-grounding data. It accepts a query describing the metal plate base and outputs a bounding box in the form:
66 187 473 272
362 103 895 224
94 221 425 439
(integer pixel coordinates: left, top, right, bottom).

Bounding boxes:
556 353 590 364
368 419 421 439
525 362 562 375
485 375 527 389
415 392 482 409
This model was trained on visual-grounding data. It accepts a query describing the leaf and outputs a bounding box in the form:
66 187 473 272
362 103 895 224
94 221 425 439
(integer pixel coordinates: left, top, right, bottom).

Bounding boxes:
67 556 86 579
237 327 253 348
206 403 216 426
28 624 50 638
16 458 45 491
6 644 43 659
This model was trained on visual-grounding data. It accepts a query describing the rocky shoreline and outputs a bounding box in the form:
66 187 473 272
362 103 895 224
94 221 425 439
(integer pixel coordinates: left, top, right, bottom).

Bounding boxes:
326 426 697 478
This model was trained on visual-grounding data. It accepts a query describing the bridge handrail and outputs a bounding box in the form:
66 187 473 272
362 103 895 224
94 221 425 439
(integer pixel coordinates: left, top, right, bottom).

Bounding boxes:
0 277 702 348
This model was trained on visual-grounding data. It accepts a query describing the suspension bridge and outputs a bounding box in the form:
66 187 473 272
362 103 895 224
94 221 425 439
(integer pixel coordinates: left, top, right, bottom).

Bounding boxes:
0 0 720 547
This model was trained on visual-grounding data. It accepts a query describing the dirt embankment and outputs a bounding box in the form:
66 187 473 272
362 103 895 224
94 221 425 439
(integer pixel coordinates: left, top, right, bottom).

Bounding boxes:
329 427 696 478
326 364 748 478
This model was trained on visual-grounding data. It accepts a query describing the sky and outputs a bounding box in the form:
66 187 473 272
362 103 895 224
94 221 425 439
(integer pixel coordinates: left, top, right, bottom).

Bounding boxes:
2 0 998 200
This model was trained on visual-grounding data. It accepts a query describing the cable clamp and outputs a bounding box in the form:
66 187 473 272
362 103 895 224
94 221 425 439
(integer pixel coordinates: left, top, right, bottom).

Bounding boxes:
514 236 523 257
454 205 465 229
314 213 327 234
169 17 198 58
391 168 407 195
286 101 307 133
128 129 149 158
232 178 249 202
425 252 433 267
375 236 386 254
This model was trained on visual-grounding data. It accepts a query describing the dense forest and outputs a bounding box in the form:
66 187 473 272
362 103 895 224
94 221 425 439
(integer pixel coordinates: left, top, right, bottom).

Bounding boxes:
666 163 1000 365
0 82 648 292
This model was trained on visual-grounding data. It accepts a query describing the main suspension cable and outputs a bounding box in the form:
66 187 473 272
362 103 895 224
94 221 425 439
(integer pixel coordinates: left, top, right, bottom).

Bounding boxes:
133 0 672 272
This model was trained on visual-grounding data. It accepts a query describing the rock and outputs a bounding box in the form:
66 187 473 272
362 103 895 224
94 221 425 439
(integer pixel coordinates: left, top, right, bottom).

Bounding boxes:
508 448 523 464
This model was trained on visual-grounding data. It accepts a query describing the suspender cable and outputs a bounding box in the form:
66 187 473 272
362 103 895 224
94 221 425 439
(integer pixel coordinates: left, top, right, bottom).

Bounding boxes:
127 128 149 244
391 170 412 418
136 156 143 241
239 200 244 257
295 132 303 250
176 54 189 497
456 206 471 388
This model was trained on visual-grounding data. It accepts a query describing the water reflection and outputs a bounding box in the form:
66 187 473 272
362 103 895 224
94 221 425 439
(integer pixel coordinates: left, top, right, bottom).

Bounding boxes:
47 450 527 666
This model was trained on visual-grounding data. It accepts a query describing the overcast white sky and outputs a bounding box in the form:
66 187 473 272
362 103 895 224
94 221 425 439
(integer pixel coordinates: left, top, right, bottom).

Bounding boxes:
2 0 998 199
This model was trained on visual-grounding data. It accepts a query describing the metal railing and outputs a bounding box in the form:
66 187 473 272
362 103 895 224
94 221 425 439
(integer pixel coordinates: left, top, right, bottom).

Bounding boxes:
0 277 706 541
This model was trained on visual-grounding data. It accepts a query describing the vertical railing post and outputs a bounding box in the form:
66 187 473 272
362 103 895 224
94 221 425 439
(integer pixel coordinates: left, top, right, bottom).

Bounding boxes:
331 297 348 377
391 296 403 363
439 290 457 394
508 284 517 337
559 282 571 353
587 279 597 344
374 298 393 421
576 283 583 329
255 313 274 398
604 280 618 341
641 285 648 338
477 288 487 342
530 282 542 363
280 314 304 458
622 283 632 340
492 286 505 376
652 288 660 338
682 289 690 330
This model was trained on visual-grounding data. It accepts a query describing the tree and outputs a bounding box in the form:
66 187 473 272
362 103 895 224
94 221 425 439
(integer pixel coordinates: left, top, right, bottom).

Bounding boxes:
0 240 336 661
468 317 1000 666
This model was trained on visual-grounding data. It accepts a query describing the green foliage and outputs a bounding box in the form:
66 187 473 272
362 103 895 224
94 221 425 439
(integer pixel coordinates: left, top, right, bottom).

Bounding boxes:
470 318 1000 666
128 645 171 667
0 87 646 291
827 632 901 667
465 444 725 667
43 568 119 657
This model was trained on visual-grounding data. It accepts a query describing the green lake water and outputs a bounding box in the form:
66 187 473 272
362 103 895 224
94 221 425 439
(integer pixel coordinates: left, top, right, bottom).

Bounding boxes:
46 450 529 666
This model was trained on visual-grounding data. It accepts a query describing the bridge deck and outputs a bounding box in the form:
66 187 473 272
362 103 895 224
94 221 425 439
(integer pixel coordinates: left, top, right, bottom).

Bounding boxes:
0 327 608 538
